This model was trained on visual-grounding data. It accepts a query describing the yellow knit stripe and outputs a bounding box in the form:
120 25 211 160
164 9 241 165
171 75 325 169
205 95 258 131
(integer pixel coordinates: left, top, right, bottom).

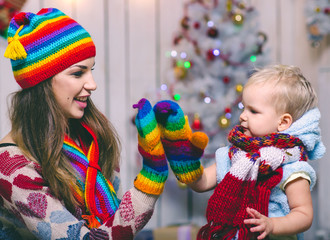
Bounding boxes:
159 117 193 141
13 37 93 77
138 127 163 153
134 174 165 195
175 165 204 184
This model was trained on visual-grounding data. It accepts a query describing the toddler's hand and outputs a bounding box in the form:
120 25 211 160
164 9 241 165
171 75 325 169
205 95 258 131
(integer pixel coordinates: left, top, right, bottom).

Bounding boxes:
244 207 274 240
153 100 208 184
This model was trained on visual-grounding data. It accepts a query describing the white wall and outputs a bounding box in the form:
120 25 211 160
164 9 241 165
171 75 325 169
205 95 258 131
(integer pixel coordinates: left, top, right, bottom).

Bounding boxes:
0 0 329 237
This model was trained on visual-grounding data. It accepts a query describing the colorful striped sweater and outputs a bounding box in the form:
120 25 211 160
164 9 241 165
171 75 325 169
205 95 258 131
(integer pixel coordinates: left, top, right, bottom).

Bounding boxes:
0 144 157 239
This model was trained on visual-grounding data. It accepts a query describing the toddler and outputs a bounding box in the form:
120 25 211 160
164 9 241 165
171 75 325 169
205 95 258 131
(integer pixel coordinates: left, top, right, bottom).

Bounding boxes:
153 65 325 240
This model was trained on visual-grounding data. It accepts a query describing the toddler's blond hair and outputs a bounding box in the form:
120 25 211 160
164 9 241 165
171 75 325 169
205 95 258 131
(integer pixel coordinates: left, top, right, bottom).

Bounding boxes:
245 65 318 121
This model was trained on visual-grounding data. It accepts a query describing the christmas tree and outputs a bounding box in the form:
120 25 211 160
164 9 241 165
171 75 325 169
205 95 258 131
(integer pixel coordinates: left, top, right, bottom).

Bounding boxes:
151 0 269 165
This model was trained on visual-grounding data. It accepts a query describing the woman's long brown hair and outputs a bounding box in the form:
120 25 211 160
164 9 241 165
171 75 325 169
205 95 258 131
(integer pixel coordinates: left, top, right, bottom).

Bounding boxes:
9 79 121 211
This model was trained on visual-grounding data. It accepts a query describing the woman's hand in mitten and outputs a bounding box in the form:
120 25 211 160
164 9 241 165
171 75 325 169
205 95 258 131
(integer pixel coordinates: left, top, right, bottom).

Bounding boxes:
133 98 168 195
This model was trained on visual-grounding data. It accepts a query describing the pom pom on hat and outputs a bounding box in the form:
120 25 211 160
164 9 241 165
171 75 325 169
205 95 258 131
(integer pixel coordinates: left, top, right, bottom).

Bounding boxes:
4 8 96 89
12 12 30 25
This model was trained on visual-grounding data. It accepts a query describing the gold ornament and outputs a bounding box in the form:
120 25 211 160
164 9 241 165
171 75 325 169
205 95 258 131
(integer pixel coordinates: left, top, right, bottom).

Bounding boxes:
232 13 244 25
218 115 231 128
236 84 243 93
174 66 187 80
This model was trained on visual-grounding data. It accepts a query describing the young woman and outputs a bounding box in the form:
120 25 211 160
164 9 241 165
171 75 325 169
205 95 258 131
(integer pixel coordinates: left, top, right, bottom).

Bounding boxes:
0 8 167 239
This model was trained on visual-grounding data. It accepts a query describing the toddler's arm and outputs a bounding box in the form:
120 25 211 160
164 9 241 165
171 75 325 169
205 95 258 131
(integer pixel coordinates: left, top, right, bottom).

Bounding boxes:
187 163 217 192
244 177 313 239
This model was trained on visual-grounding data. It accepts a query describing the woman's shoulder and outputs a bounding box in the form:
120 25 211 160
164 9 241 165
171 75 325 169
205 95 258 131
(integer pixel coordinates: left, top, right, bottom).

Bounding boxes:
0 143 40 177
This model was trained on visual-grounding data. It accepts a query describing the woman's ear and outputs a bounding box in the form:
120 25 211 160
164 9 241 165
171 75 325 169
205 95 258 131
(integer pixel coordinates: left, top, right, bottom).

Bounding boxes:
278 113 293 132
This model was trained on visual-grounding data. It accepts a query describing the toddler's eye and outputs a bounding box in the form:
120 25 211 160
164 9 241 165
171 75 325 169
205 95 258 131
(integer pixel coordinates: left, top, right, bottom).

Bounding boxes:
251 109 258 114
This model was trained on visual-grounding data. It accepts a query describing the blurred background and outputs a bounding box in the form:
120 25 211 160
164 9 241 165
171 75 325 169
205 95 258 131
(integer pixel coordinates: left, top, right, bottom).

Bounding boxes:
0 0 329 239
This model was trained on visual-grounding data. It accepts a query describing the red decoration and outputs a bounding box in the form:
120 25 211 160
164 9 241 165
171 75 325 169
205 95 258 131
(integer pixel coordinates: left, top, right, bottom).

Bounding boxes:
225 107 231 113
223 76 230 84
193 21 201 29
206 49 216 61
192 114 203 130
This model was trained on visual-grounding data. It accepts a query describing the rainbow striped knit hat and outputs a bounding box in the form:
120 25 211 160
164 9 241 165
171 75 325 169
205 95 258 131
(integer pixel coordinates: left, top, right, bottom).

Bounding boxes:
4 8 96 89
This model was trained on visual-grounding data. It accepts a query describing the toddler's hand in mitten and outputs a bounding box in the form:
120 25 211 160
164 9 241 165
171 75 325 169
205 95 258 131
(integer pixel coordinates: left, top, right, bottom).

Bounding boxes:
153 100 208 184
133 98 168 195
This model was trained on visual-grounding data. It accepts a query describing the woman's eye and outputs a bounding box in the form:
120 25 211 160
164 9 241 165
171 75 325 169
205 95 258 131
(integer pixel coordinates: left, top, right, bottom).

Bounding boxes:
72 71 83 77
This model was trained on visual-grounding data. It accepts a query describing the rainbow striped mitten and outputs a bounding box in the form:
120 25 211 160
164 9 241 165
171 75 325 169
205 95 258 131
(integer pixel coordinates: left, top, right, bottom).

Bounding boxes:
153 100 209 184
133 98 168 195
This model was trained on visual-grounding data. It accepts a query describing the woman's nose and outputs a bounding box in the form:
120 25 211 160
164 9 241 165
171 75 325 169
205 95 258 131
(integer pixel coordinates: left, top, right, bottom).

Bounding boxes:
84 75 97 91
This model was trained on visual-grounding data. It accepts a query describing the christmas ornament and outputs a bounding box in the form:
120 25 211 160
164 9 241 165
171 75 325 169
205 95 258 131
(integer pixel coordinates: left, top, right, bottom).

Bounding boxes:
232 12 244 25
207 27 218 38
224 107 231 113
194 21 201 29
206 49 216 61
174 65 187 79
218 115 230 128
223 76 230 84
236 84 243 93
192 113 203 130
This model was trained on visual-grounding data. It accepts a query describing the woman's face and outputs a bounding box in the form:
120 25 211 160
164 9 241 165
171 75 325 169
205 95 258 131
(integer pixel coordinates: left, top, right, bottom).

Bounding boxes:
52 57 96 119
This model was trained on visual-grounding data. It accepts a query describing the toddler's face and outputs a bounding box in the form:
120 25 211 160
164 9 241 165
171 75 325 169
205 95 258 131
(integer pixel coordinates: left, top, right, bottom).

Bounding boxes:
239 83 283 137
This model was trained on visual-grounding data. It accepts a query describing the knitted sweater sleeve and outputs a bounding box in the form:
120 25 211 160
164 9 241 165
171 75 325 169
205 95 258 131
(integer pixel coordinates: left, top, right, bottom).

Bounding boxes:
0 146 157 239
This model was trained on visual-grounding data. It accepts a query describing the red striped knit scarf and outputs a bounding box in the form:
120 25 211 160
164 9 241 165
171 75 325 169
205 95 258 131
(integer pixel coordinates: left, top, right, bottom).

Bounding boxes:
197 125 307 240
62 122 120 228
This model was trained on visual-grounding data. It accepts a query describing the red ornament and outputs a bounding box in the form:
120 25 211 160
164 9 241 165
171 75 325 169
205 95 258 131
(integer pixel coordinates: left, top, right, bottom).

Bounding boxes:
225 107 231 113
206 49 216 61
192 114 203 130
223 76 230 84
193 21 201 29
